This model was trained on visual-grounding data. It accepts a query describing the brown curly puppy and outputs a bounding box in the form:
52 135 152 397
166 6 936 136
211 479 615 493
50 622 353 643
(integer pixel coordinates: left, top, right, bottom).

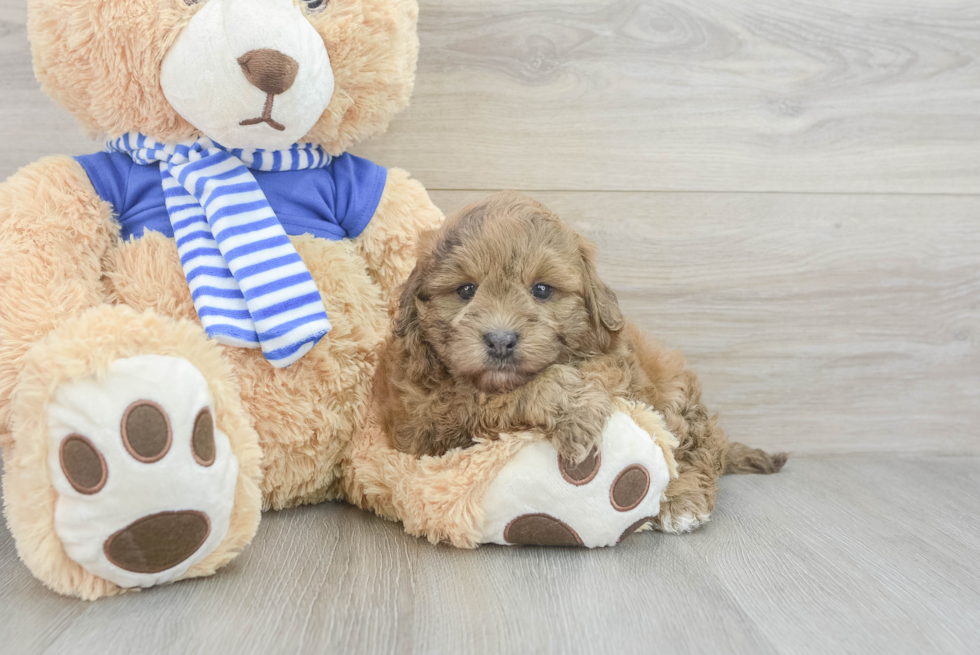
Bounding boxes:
376 191 786 532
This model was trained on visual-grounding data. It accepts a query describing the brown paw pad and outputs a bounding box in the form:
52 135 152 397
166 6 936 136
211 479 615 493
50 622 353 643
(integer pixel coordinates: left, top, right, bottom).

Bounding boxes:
121 400 172 463
610 464 651 512
618 516 656 543
558 447 601 486
59 434 108 495
504 513 583 546
103 510 211 574
192 408 215 467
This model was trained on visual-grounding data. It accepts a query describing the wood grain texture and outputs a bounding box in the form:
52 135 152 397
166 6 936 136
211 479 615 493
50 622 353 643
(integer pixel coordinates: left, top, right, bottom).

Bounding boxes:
351 0 980 193
3 1 980 192
430 190 980 455
2 456 978 655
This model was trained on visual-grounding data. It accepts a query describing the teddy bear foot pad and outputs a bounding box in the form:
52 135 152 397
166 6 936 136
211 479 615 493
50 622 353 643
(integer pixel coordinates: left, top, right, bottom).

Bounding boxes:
47 355 239 588
479 412 673 548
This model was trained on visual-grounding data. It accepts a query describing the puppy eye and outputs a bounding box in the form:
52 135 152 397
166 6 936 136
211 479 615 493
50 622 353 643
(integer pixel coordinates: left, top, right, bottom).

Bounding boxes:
531 283 554 301
457 283 478 302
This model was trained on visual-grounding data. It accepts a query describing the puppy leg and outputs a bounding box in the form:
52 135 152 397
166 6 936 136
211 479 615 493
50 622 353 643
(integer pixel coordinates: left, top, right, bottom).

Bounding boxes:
545 374 614 464
654 403 726 533
656 458 720 533
482 365 615 464
624 326 727 533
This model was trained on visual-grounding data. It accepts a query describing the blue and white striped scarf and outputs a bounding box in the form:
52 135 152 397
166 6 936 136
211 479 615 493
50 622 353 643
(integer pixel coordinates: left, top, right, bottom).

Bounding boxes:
108 132 332 368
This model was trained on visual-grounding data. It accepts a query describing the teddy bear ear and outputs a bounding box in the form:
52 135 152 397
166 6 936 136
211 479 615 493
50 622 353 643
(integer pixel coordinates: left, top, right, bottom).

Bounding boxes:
29 0 197 142
300 0 422 153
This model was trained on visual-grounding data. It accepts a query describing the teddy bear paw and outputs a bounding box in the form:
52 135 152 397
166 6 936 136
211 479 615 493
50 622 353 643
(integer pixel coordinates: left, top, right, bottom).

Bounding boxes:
479 411 673 548
46 355 239 588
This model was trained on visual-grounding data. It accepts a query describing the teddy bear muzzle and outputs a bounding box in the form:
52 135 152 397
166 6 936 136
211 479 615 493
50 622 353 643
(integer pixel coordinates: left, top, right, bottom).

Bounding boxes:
237 48 300 131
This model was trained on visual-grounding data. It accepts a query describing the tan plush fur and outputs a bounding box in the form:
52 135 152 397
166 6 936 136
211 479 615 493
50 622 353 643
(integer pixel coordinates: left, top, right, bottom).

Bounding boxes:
29 0 419 153
0 157 118 445
354 168 444 298
343 397 536 547
378 192 786 532
1 0 442 598
2 305 263 600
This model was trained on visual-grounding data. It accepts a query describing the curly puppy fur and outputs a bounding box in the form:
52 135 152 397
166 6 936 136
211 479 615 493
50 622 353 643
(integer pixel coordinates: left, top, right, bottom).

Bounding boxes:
377 191 786 532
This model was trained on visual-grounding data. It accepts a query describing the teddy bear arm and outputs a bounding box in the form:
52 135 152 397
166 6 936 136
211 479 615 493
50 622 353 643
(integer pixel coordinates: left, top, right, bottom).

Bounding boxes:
0 156 118 438
354 167 443 297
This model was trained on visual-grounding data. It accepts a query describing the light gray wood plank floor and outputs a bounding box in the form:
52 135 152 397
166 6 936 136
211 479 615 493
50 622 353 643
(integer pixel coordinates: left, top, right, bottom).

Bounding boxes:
3 455 978 655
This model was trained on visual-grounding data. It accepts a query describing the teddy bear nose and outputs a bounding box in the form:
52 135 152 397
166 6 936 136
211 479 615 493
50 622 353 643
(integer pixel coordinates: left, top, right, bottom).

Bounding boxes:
237 49 299 96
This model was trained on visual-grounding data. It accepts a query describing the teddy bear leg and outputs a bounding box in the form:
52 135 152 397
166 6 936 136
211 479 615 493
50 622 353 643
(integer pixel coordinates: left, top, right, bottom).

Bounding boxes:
2 305 263 599
353 167 443 297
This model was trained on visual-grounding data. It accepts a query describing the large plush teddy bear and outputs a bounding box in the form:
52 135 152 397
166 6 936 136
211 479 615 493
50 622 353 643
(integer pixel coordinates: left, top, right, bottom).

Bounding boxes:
1 0 677 600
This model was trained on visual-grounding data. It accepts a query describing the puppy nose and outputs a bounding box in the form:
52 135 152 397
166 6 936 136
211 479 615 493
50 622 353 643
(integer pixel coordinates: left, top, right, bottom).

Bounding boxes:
484 331 519 359
237 49 299 96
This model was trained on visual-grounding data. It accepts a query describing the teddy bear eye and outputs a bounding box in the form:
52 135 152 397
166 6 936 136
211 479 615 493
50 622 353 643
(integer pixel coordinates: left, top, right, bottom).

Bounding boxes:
304 0 328 13
457 283 477 302
531 283 554 301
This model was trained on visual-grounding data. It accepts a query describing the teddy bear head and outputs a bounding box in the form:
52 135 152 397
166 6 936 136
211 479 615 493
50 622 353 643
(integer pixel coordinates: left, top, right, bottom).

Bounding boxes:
28 0 419 153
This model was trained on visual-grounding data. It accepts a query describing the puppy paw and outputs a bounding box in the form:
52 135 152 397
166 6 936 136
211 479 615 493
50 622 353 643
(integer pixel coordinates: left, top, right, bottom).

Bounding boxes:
548 425 602 466
550 390 613 464
479 411 672 547
655 506 712 534
46 356 239 588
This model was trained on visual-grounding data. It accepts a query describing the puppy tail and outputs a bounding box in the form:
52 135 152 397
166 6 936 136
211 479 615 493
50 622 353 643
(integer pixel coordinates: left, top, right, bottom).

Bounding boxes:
724 441 788 475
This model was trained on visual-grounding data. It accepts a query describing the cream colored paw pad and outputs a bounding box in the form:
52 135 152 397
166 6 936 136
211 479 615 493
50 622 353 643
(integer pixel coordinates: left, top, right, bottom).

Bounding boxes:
47 355 238 588
480 411 672 548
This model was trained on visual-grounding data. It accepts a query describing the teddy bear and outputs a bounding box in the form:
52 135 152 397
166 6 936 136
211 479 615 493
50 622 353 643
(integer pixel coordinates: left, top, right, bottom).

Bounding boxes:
0 0 442 598
0 0 678 600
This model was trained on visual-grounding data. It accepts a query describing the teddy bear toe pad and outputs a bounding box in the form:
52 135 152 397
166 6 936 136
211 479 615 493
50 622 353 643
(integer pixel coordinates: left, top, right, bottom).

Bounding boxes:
47 356 238 588
480 411 671 548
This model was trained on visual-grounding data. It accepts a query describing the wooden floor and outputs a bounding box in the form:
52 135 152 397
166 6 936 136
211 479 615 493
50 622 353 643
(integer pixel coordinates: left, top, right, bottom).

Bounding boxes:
3 455 979 655
1 0 979 653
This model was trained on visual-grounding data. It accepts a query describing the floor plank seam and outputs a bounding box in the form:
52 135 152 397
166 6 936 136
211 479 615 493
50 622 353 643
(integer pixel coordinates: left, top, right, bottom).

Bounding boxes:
422 188 980 198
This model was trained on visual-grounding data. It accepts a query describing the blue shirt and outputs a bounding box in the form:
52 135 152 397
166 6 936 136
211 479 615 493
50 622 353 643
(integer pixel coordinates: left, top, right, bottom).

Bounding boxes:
74 150 387 241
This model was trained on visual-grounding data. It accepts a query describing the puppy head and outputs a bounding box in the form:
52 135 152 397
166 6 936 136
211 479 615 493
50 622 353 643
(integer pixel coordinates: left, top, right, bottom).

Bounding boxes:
396 191 624 394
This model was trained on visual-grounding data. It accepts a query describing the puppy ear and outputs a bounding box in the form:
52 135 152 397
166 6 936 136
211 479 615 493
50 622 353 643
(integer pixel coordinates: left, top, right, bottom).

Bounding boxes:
393 264 426 339
579 237 625 335
394 229 438 338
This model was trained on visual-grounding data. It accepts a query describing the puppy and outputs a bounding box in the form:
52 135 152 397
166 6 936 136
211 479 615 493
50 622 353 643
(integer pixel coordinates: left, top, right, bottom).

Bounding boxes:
376 191 786 532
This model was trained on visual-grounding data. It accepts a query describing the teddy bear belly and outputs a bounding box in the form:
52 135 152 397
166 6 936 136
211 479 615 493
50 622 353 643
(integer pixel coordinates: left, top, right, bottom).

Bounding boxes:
102 230 388 509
